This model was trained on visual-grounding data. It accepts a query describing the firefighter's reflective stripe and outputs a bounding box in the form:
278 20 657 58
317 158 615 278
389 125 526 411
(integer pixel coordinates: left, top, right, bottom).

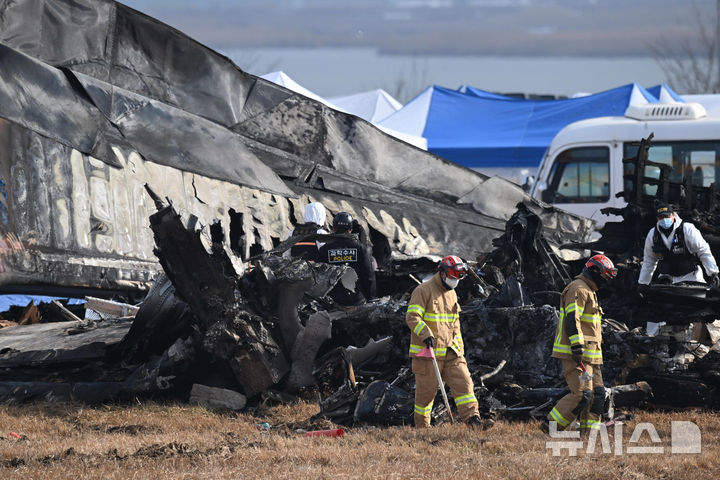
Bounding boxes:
423 312 459 322
569 334 583 345
553 344 602 359
580 312 601 324
454 393 477 406
413 320 429 336
549 407 571 427
553 307 572 355
584 348 602 359
554 301 577 355
580 419 601 430
294 242 316 246
408 344 449 357
450 334 463 354
407 304 425 316
414 403 433 415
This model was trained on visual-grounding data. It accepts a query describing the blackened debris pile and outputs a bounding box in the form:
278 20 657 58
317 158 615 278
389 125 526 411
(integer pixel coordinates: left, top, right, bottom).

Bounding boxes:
1 180 719 427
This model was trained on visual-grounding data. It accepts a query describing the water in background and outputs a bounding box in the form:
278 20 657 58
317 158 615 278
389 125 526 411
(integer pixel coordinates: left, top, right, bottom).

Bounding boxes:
223 47 667 101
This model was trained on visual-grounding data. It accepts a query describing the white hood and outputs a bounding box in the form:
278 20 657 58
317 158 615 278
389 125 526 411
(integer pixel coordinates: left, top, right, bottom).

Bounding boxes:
304 202 326 226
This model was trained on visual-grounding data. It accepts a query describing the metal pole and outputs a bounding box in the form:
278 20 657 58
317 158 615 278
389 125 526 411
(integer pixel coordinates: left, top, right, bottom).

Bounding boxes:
430 348 455 423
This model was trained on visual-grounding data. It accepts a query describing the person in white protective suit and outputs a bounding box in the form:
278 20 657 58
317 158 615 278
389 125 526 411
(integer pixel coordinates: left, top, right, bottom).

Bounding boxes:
638 203 719 289
283 202 328 260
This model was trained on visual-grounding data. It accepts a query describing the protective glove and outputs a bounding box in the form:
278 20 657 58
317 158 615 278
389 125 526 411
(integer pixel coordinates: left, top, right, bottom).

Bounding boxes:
352 219 368 245
571 344 584 364
423 336 434 349
710 273 720 290
638 283 650 297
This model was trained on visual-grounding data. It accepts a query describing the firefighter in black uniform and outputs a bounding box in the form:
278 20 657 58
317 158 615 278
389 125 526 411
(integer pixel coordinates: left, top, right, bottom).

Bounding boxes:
317 212 376 306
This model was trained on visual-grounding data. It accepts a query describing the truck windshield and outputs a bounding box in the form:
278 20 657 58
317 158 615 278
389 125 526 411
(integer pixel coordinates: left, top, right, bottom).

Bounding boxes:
623 141 720 196
542 146 610 203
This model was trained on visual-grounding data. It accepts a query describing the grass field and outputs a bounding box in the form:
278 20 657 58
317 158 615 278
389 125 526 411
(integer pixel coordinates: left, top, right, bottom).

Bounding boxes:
1 401 718 479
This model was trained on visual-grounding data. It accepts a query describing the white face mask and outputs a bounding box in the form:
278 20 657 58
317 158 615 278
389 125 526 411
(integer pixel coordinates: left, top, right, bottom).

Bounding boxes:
657 217 673 230
444 276 460 289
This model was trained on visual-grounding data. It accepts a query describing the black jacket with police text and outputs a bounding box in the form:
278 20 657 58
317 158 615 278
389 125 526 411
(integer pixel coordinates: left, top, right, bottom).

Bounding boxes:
317 234 376 305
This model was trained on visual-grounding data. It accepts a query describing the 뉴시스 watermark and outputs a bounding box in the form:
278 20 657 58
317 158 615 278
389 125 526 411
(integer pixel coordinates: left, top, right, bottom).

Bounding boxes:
546 420 701 456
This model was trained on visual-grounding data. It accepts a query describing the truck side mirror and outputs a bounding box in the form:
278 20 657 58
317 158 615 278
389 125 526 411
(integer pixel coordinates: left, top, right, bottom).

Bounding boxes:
522 175 535 192
534 180 553 202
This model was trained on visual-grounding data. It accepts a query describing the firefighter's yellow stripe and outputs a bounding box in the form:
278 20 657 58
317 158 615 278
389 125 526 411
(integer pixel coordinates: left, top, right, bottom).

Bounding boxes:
583 348 602 358
423 312 459 322
454 394 477 406
549 408 570 427
408 345 448 356
580 313 600 323
580 419 602 430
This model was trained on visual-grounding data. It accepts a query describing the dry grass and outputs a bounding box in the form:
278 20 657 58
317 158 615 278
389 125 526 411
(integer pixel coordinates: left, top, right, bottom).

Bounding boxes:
0 401 718 479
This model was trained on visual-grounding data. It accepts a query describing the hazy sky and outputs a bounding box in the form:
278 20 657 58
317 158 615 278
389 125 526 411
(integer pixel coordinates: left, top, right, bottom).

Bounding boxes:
118 1 715 99
119 0 714 55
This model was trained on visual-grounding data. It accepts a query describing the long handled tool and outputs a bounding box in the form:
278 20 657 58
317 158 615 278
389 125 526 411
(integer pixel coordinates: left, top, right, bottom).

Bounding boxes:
417 346 455 423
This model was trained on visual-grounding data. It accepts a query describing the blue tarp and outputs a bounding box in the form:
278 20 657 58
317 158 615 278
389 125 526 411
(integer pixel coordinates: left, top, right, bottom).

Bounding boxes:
427 83 656 168
0 295 85 312
463 87 521 101
647 84 685 103
381 83 658 170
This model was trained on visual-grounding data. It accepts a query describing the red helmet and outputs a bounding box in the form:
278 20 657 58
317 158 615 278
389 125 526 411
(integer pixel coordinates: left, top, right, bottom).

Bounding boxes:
438 255 469 279
585 254 617 280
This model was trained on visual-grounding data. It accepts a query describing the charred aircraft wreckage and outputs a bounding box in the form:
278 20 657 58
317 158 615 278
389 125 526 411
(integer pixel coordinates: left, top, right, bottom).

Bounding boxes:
0 0 719 427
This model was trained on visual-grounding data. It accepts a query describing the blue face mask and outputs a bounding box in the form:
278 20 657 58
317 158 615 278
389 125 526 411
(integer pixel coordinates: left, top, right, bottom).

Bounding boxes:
657 217 673 229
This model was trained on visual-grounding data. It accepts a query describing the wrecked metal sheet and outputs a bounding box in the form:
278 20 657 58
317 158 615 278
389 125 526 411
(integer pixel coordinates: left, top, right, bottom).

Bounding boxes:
0 0 592 294
0 318 132 367
0 0 491 204
70 69 293 199
0 44 293 198
0 0 593 239
0 0 251 128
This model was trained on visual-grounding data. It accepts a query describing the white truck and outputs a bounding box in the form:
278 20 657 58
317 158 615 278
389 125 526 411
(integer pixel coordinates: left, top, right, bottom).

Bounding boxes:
529 103 720 228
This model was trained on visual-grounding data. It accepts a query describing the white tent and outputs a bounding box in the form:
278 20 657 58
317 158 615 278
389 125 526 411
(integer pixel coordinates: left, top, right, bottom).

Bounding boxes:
260 71 338 109
328 89 403 124
260 71 427 150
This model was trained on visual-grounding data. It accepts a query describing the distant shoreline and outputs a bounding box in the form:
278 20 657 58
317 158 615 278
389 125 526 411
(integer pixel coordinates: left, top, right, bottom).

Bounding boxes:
222 47 668 101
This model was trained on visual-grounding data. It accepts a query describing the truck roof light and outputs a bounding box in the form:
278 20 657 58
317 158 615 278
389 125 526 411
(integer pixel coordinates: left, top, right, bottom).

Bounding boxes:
624 103 707 121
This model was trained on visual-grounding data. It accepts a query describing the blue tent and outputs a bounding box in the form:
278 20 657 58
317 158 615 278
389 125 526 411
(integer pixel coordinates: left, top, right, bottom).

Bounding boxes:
462 87 521 101
647 84 685 103
378 83 657 171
